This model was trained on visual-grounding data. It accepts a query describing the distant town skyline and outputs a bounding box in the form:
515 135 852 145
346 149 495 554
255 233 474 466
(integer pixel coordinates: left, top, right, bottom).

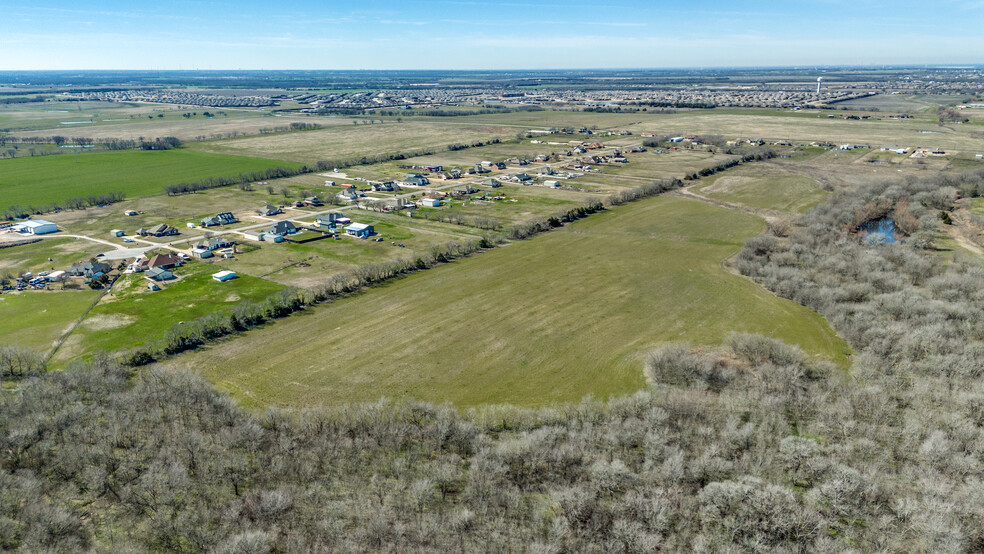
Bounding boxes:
2 0 983 70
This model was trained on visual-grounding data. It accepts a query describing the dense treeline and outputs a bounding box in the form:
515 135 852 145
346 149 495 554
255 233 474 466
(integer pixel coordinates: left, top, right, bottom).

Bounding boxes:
730 168 984 550
0 335 849 552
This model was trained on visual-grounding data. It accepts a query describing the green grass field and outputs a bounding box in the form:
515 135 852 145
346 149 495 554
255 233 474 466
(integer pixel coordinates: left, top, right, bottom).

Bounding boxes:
0 149 303 212
0 290 101 354
52 260 285 364
166 195 849 409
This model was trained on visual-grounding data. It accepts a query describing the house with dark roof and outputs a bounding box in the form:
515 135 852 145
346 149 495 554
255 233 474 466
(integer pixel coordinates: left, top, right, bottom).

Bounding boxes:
145 267 174 281
193 236 235 251
136 224 179 237
256 205 282 216
67 261 112 278
265 221 297 237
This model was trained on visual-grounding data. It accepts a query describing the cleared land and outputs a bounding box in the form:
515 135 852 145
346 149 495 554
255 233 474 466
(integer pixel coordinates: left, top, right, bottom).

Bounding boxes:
0 290 101 353
5 100 335 141
186 121 518 163
693 162 830 213
0 237 107 277
167 195 849 408
51 260 285 364
0 150 303 212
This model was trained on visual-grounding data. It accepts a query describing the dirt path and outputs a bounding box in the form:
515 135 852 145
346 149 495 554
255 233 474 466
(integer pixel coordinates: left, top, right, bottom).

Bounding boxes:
672 185 786 225
944 207 984 258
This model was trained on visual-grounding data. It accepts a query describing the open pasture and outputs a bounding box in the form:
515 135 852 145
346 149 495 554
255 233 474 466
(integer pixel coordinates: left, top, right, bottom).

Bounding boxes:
0 149 303 213
0 237 109 277
166 195 849 408
186 121 519 163
692 162 830 213
0 290 101 354
52 260 285 365
6 101 335 141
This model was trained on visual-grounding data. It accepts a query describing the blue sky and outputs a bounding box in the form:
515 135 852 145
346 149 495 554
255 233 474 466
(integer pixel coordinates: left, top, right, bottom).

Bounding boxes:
2 1 983 70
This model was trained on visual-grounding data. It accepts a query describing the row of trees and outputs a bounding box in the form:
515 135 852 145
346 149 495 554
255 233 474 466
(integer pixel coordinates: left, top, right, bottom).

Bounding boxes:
163 166 312 196
2 192 126 221
685 149 778 180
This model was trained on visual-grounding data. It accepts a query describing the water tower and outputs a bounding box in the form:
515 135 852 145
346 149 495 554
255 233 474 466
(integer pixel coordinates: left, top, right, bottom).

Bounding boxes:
816 77 823 94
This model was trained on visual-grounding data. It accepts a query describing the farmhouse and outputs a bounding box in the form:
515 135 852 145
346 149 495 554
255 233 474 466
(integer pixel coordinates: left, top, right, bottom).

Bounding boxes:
513 173 533 183
193 236 235 251
145 267 174 281
317 214 351 228
482 178 503 188
256 205 282 216
67 261 112 278
212 270 237 282
137 224 178 237
200 212 238 227
404 175 430 186
345 223 375 238
16 220 58 235
147 253 182 270
265 220 297 237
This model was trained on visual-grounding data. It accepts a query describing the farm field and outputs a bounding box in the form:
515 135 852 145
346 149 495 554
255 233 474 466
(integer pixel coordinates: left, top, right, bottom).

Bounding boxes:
692 162 831 213
5 100 335 141
185 121 518 163
0 290 100 354
167 195 849 408
0 149 304 213
51 260 285 365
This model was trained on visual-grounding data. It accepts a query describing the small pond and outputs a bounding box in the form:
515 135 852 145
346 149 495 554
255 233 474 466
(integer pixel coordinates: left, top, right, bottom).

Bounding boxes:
860 218 897 245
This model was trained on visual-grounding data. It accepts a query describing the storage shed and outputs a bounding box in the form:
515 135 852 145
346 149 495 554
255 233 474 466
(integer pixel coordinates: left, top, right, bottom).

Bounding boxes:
212 270 237 282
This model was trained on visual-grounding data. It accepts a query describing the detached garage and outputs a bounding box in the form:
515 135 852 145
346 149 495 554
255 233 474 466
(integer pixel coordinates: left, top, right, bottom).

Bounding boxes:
19 219 58 235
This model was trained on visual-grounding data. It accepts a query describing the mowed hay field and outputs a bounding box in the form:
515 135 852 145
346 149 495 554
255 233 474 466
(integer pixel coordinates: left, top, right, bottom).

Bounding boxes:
0 291 100 354
168 195 849 408
186 121 517 163
693 162 831 213
0 150 303 212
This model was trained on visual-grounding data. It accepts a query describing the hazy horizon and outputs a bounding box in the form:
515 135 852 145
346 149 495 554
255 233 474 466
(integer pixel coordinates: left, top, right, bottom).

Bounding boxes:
3 1 984 71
